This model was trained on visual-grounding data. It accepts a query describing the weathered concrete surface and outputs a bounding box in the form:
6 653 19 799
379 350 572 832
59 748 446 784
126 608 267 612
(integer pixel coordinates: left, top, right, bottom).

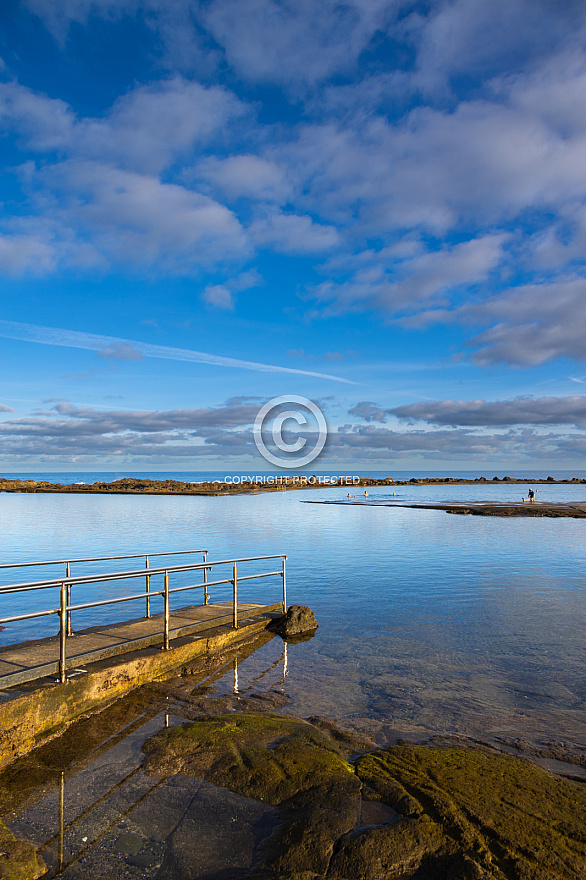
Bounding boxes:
0 612 279 771
0 600 282 689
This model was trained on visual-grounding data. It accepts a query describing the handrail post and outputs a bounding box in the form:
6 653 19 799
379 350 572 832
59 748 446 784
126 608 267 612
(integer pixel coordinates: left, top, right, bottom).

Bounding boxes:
281 556 287 612
65 562 72 636
145 556 150 619
163 571 170 650
203 551 209 605
59 583 67 683
232 562 238 629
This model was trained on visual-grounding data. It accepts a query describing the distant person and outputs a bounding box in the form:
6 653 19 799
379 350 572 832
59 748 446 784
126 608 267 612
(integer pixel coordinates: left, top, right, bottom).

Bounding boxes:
528 488 535 503
364 491 368 497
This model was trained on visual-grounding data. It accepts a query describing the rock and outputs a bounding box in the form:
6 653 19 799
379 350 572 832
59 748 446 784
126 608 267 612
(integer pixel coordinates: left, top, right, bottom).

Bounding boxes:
447 853 491 879
155 779 277 880
114 831 143 855
328 814 444 880
261 778 360 876
306 716 376 752
143 716 586 880
143 713 354 806
126 848 157 867
267 606 318 638
355 744 586 880
0 820 44 880
143 712 360 876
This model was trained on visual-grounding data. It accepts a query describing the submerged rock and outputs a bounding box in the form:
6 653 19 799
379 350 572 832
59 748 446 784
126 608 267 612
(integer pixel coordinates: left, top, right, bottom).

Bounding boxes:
143 712 355 806
143 718 586 880
267 606 318 638
143 712 360 876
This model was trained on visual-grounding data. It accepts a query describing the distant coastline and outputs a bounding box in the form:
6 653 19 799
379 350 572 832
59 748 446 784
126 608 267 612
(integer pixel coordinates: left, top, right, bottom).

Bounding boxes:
1 474 586 496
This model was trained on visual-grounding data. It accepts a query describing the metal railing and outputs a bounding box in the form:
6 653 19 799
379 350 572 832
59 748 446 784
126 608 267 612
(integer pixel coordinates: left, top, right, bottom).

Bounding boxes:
0 554 286 684
0 549 209 635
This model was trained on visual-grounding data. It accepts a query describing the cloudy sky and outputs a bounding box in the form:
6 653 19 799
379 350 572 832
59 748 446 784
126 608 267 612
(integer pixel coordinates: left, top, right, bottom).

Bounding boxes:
1 0 586 472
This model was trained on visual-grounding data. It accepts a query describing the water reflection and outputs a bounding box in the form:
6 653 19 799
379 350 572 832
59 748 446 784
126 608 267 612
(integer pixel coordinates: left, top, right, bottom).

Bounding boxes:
0 487 584 743
5 638 291 879
232 642 288 695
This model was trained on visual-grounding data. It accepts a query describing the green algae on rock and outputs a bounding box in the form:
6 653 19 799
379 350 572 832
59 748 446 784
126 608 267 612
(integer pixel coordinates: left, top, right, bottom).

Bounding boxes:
142 712 358 806
142 712 362 876
0 820 44 880
143 717 586 880
354 744 586 880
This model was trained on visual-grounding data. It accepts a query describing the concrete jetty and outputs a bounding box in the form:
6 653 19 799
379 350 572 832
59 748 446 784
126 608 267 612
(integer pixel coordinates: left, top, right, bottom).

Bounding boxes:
0 602 283 770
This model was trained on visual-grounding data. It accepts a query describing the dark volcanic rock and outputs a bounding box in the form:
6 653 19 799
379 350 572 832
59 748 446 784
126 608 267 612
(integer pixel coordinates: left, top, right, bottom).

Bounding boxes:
267 606 318 638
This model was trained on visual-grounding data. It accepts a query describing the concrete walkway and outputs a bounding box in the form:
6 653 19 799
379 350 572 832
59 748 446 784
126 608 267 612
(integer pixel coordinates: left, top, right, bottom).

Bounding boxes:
0 600 282 690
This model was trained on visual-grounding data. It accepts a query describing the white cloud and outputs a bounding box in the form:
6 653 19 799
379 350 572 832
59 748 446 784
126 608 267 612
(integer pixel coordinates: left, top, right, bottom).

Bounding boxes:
196 154 291 203
73 78 245 174
0 232 59 275
202 284 234 310
44 160 249 270
5 0 586 360
249 211 340 255
1 396 582 464
464 278 586 366
0 78 245 173
411 0 583 94
312 235 507 316
200 0 395 87
390 396 586 427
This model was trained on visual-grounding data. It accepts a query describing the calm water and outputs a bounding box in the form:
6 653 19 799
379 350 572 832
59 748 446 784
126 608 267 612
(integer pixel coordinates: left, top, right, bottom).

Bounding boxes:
0 474 585 743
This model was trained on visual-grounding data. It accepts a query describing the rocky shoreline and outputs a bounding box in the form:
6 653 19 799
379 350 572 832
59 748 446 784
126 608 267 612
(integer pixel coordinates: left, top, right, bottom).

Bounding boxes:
309 499 586 518
0 474 585 497
0 621 584 880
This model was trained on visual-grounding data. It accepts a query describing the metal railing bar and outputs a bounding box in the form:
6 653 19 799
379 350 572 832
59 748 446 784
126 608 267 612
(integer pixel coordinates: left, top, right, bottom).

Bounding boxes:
0 549 208 571
0 583 75 596
236 570 282 581
0 608 59 625
0 570 283 625
0 554 286 592
68 592 163 612
163 569 278 596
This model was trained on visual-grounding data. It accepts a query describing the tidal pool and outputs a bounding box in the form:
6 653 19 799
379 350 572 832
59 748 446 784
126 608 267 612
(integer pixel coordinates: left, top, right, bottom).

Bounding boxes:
0 481 584 743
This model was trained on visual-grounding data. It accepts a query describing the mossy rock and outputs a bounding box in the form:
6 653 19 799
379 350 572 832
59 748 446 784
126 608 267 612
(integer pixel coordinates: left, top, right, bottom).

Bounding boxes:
354 745 586 880
143 713 361 876
0 821 44 880
143 713 358 806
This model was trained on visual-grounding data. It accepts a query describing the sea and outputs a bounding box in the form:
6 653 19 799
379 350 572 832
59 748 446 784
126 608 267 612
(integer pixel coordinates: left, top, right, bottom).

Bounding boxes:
0 469 585 745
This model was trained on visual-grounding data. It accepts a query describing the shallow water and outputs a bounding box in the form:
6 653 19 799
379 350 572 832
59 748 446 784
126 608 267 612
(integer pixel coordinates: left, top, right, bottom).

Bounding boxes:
0 481 585 742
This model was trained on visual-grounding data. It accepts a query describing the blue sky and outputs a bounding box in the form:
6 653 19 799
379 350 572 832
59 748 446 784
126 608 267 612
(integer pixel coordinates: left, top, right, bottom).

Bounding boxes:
1 0 586 472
